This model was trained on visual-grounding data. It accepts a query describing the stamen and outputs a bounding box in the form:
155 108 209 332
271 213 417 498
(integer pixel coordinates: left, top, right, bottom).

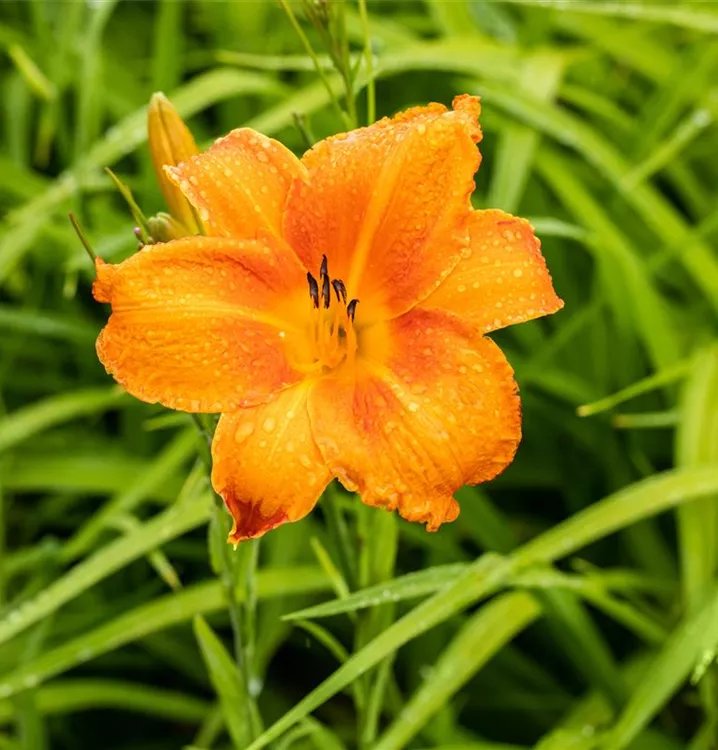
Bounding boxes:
346 311 358 366
347 299 359 321
332 279 347 304
307 272 319 308
300 257 360 372
321 273 331 309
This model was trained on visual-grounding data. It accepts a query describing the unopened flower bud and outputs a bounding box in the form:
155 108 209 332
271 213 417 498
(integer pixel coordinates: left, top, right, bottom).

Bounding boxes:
147 92 201 234
147 212 191 243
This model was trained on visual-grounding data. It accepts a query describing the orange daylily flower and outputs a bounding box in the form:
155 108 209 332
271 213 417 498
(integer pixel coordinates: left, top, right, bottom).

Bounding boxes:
93 95 563 543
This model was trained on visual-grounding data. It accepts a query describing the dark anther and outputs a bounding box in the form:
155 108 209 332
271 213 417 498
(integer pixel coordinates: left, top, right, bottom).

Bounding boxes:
321 273 331 309
332 279 347 304
320 254 328 279
307 272 319 308
347 299 359 321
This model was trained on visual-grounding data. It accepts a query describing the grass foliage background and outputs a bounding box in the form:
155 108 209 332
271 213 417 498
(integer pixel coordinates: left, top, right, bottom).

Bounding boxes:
1 1 718 749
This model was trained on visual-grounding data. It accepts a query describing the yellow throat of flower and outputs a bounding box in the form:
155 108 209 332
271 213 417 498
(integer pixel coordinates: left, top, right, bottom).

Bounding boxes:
289 255 360 375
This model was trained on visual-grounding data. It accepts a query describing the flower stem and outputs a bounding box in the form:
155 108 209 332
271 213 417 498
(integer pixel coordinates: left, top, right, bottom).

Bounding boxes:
211 496 263 738
323 485 357 590
357 0 375 125
192 414 263 739
279 0 349 129
68 212 96 263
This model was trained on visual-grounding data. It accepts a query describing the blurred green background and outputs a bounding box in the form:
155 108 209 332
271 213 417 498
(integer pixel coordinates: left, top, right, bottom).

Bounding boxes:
1 1 718 749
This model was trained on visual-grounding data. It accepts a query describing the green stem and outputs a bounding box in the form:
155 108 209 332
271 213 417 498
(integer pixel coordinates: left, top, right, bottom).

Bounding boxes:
0 482 5 608
211 495 262 740
323 485 357 589
360 654 395 748
192 414 262 740
239 537 263 735
357 0 375 125
0 393 6 608
279 0 349 128
68 212 96 263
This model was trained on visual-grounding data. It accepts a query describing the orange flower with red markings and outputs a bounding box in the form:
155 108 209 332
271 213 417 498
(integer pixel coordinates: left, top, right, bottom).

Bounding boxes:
93 95 563 543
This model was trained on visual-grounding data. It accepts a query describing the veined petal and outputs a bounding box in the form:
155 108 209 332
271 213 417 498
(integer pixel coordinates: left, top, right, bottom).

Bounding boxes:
423 209 564 332
93 235 306 412
166 128 306 240
284 95 482 322
308 309 520 530
212 384 331 543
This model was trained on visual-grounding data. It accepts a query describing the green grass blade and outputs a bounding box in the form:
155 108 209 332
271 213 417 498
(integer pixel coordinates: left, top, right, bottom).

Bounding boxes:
0 493 212 648
193 615 252 749
373 592 541 750
245 554 509 750
498 0 718 34
676 345 718 613
0 307 95 344
578 360 692 416
247 465 718 748
63 428 199 561
488 50 565 212
537 149 681 371
514 467 718 568
0 679 210 725
0 387 127 455
603 584 718 750
0 567 330 699
478 82 718 311
1 451 183 500
283 563 468 621
0 68 282 283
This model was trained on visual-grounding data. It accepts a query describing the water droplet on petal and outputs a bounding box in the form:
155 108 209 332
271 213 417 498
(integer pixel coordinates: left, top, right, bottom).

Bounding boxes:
235 422 255 443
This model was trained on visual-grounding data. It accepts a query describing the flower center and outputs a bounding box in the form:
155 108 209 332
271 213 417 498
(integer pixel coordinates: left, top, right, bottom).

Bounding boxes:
294 255 359 374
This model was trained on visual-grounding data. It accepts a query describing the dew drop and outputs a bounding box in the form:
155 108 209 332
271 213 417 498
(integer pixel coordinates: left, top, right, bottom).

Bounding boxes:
235 422 255 443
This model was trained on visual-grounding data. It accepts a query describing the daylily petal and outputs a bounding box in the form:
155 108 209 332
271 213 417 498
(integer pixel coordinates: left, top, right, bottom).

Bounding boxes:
423 209 564 332
212 384 331 543
284 95 482 322
166 128 306 240
93 235 306 412
308 308 520 530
